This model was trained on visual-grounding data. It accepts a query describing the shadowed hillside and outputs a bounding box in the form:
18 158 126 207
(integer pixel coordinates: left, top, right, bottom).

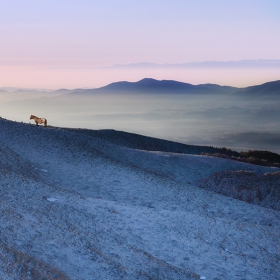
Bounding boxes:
57 127 280 168
59 127 234 155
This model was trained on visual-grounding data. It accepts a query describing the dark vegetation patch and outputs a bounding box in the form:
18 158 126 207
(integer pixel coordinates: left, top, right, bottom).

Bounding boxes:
240 150 280 164
199 170 280 211
201 150 280 168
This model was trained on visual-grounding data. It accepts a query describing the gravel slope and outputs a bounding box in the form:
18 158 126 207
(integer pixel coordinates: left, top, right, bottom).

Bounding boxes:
0 118 279 280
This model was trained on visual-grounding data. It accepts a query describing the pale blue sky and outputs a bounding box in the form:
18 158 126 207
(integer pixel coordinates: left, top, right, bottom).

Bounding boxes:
0 0 279 87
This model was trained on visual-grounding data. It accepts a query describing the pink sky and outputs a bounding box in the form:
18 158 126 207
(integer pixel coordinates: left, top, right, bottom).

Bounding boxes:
1 0 280 89
1 66 280 89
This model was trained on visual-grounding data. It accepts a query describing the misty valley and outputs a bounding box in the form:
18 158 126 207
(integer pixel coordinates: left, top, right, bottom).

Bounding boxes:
1 78 280 153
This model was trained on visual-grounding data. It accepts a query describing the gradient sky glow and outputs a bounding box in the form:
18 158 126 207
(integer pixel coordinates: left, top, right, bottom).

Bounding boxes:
1 0 280 88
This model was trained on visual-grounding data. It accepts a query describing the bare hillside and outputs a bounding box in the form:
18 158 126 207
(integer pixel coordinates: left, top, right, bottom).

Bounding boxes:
0 118 279 280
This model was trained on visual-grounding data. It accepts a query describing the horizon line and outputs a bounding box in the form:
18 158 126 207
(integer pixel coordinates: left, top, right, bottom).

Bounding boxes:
1 77 280 92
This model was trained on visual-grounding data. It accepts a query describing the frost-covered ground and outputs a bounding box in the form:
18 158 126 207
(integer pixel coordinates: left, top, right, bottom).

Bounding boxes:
0 118 280 280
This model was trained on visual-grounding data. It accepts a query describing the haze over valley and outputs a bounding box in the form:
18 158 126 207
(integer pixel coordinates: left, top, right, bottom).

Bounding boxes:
1 78 280 153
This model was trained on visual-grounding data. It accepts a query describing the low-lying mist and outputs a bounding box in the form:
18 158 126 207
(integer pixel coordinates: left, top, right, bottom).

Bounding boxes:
1 89 280 153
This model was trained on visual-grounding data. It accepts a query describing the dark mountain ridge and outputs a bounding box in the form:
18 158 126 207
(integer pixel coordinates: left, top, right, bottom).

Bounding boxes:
234 80 280 96
92 78 237 94
69 78 280 96
3 78 280 96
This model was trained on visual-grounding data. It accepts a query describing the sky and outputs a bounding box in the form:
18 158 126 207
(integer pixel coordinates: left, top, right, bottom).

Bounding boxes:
0 0 280 89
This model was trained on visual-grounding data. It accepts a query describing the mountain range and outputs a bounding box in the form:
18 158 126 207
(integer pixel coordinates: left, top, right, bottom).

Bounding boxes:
69 78 280 96
1 78 280 96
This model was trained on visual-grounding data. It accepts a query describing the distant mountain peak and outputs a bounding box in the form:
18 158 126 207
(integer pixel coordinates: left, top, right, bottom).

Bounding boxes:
90 78 235 94
69 78 280 97
137 78 158 83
